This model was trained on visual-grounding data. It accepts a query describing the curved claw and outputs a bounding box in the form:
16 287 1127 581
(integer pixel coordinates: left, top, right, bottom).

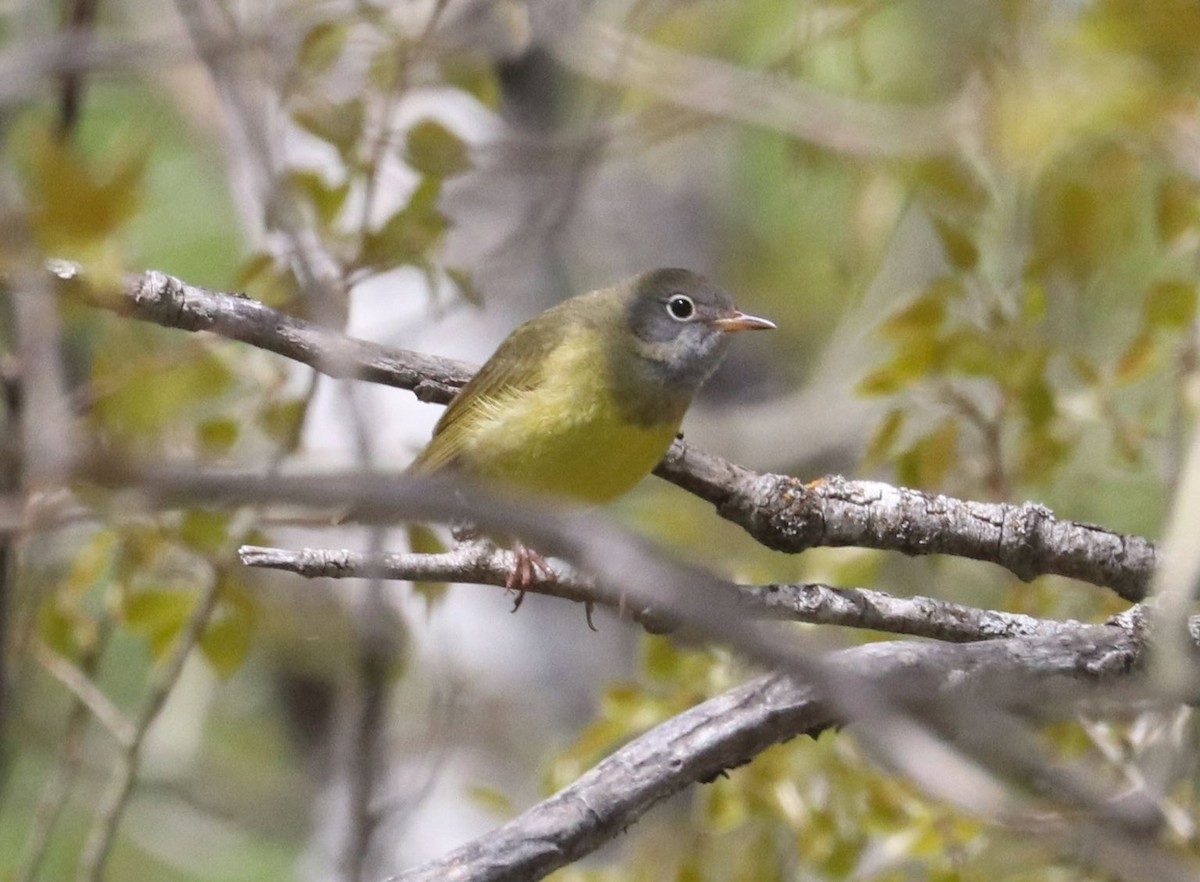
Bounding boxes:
505 541 555 613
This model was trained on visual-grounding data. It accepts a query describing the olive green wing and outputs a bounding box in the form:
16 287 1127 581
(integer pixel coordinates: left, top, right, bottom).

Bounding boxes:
410 312 569 473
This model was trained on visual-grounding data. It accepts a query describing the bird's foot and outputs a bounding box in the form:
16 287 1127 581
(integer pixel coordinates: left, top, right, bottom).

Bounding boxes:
503 542 598 631
505 540 555 612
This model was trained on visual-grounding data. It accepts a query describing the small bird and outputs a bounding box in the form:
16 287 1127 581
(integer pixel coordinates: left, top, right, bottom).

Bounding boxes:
410 267 775 602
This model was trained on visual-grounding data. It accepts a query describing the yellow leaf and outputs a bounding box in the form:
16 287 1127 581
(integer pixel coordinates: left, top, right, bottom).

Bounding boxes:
876 293 946 340
1144 280 1197 329
198 418 239 457
124 589 194 658
179 509 232 554
408 524 448 609
1114 331 1157 384
24 126 147 254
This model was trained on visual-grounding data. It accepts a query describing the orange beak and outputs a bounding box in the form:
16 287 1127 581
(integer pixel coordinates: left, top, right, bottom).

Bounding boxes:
708 310 776 332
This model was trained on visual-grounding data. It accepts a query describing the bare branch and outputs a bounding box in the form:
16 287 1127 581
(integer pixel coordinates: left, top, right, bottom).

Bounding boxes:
388 622 1176 882
13 271 75 483
239 543 1069 643
50 261 471 405
655 446 1156 602
63 262 1157 600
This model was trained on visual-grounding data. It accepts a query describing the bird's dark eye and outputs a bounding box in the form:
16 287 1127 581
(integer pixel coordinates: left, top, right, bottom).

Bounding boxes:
666 294 695 321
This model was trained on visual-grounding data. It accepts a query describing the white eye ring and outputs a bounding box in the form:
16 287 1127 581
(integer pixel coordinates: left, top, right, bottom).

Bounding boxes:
666 294 695 321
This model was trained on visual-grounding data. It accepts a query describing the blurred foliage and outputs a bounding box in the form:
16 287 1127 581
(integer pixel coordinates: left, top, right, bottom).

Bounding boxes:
549 1 1200 881
5 0 1200 881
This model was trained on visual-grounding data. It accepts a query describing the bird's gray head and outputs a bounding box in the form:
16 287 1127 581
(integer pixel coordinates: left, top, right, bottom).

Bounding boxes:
622 268 775 392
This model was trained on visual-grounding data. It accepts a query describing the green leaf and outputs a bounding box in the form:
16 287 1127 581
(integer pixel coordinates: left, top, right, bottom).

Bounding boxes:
1019 428 1071 477
1018 373 1055 430
895 420 960 489
179 509 232 554
94 350 234 436
440 55 501 108
408 524 448 609
288 169 351 228
855 337 939 396
360 177 448 268
876 291 947 340
64 529 120 596
1156 177 1200 244
25 126 147 253
38 597 93 658
643 634 686 681
702 778 748 832
298 22 348 76
405 119 471 178
911 157 987 214
446 266 483 306
293 98 364 161
942 328 999 376
124 589 194 658
258 398 308 447
1144 280 1197 329
236 253 295 307
200 575 258 678
198 418 239 456
1022 279 1047 322
367 44 405 91
931 217 979 271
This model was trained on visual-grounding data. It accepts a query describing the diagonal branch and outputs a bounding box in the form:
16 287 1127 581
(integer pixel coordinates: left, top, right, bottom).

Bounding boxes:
58 261 1158 600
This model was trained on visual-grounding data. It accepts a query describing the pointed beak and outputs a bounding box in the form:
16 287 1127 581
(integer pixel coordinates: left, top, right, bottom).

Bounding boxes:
708 310 777 333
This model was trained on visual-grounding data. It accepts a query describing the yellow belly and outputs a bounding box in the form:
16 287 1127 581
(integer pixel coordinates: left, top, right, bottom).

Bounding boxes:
450 337 684 503
455 386 681 502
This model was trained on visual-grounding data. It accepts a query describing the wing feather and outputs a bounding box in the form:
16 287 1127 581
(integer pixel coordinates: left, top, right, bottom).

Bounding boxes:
410 309 570 473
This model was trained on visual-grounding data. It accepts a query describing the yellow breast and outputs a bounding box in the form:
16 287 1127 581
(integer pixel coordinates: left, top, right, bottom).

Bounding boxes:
449 330 684 502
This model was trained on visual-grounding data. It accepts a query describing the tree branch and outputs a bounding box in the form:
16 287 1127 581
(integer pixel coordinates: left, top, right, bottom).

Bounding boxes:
656 446 1156 602
388 621 1166 882
95 466 1180 881
239 543 1070 643
58 262 1156 601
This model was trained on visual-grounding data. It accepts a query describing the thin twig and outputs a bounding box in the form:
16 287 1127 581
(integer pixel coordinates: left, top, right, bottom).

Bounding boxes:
75 580 221 882
32 640 134 747
238 542 1070 643
16 626 113 882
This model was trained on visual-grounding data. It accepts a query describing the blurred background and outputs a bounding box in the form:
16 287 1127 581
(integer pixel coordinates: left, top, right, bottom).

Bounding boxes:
2 0 1199 879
